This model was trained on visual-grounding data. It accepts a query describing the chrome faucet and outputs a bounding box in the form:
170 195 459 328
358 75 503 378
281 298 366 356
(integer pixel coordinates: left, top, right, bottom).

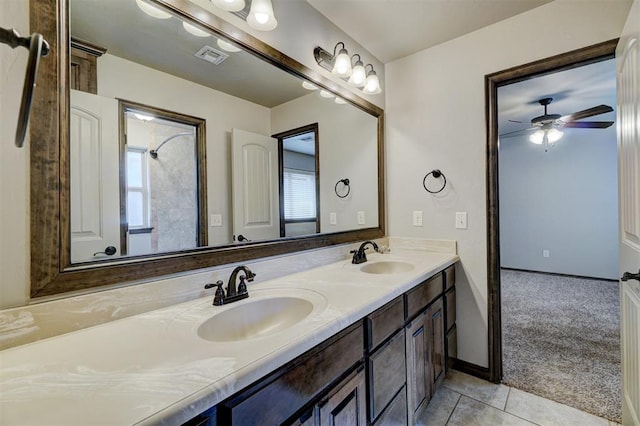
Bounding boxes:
204 265 256 306
351 241 380 264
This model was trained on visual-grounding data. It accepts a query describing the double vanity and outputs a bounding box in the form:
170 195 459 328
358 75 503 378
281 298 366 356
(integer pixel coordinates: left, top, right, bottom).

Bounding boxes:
0 245 458 425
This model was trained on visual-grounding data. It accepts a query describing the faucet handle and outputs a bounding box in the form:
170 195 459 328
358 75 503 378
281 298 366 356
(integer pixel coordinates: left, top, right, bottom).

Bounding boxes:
204 280 225 306
238 276 248 294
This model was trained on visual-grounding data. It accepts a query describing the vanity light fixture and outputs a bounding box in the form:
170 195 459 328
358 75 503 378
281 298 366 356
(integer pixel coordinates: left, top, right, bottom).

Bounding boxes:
217 38 242 52
247 0 278 31
314 43 382 95
182 22 210 37
211 0 246 12
136 0 172 19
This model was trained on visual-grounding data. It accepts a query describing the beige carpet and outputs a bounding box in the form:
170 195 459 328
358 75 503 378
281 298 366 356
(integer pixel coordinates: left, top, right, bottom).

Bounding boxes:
501 269 621 422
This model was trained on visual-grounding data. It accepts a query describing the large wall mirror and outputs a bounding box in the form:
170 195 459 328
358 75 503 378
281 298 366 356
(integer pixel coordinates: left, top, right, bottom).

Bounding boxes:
29 0 384 298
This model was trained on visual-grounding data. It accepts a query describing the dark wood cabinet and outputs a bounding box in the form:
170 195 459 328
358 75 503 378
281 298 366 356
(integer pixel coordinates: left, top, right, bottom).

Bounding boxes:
185 262 457 426
317 367 367 426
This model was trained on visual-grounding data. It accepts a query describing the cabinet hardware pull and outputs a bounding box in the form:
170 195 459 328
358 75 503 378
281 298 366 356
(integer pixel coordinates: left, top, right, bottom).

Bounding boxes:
621 269 640 282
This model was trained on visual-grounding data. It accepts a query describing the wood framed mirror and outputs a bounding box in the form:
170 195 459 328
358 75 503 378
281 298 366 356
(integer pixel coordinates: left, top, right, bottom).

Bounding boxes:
29 0 385 298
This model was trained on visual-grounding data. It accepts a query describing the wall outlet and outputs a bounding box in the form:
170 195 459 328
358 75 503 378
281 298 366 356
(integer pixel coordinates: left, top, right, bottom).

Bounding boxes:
413 211 423 227
455 212 467 229
210 214 222 227
543 250 550 258
357 211 365 225
329 212 337 225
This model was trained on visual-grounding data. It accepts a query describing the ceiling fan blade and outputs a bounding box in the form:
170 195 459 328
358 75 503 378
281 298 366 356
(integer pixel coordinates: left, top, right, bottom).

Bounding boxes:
560 105 613 122
499 127 536 138
563 121 614 129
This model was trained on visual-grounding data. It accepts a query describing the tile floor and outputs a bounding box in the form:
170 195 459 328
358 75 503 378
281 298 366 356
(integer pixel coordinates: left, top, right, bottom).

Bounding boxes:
416 370 619 426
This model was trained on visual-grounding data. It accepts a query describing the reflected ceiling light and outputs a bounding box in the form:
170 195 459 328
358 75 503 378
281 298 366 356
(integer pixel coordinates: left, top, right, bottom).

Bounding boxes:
529 130 544 144
335 97 347 105
217 38 242 52
133 113 155 122
546 128 564 143
211 0 246 12
302 81 318 90
247 0 278 31
314 43 382 95
136 0 172 19
348 54 366 88
362 64 382 95
529 128 564 145
183 21 210 37
320 90 334 98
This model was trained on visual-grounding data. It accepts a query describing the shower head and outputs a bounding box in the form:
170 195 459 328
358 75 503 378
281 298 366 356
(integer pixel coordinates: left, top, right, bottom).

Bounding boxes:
149 131 194 159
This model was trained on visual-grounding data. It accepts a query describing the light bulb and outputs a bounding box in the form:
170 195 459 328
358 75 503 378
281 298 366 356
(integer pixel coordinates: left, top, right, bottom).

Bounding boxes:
247 0 277 31
217 39 241 52
546 128 564 143
136 0 172 19
302 81 318 90
348 60 366 87
332 47 352 78
211 0 245 12
362 69 381 95
182 22 209 37
529 130 544 144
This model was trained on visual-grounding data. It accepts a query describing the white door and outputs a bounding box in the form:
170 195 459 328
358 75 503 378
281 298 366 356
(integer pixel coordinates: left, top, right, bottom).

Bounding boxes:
616 2 640 424
70 90 120 262
231 128 280 242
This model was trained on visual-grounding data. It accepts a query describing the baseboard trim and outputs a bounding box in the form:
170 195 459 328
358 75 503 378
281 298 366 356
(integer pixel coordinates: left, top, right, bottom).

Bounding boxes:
500 267 618 283
453 359 491 382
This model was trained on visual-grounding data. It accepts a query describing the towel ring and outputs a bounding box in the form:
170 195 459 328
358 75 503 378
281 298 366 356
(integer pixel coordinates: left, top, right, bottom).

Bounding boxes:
335 178 350 198
0 27 50 148
423 169 447 194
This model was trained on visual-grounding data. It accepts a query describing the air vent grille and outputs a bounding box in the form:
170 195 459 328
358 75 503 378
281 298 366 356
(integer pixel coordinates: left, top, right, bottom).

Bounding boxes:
194 45 230 65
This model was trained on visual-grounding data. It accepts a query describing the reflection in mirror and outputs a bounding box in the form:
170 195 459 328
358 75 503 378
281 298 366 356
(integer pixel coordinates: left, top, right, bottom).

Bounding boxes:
67 0 379 264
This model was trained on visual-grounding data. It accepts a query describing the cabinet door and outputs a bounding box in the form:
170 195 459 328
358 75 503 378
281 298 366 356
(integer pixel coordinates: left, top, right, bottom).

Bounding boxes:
427 298 446 393
318 368 367 426
405 312 431 425
368 329 406 420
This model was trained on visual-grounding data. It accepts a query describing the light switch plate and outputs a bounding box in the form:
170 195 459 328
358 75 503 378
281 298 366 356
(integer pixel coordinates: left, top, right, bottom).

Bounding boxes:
455 212 467 229
210 214 222 227
413 211 423 227
357 211 365 225
329 212 337 225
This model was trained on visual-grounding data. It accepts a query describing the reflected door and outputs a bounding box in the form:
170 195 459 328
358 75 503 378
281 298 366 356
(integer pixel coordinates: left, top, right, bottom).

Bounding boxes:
70 90 120 262
231 129 280 242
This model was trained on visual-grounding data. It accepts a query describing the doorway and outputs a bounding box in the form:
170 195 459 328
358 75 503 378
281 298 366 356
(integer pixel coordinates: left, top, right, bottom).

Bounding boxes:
485 39 620 418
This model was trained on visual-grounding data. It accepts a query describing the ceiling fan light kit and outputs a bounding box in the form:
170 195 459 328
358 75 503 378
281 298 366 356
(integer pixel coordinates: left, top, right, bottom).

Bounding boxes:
501 97 614 151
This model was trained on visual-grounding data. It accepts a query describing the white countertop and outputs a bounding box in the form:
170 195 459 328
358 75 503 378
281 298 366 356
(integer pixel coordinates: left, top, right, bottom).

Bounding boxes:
0 250 458 425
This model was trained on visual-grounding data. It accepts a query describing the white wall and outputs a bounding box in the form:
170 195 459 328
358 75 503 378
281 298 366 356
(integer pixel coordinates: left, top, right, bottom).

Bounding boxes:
385 0 632 367
499 127 619 280
0 1 30 308
272 93 379 232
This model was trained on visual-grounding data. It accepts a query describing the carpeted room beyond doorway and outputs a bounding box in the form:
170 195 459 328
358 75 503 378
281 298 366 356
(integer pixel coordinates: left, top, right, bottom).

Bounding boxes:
501 269 621 423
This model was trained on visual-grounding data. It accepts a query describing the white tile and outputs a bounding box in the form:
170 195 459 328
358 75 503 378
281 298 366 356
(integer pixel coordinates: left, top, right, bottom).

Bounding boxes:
443 370 510 409
416 386 461 426
448 396 536 426
505 388 610 426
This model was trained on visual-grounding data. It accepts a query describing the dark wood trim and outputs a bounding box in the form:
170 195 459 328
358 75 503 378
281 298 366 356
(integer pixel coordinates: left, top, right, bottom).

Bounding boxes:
452 360 490 382
485 38 618 384
30 0 385 298
273 123 321 237
128 227 154 235
500 267 619 283
118 99 208 256
70 38 106 57
285 218 318 224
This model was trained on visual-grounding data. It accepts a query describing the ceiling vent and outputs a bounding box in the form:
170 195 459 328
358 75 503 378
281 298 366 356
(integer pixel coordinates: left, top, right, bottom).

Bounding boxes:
194 45 230 65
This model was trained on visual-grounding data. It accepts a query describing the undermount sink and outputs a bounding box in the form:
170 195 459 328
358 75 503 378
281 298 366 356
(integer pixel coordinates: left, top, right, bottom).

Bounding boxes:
197 296 315 342
360 261 414 275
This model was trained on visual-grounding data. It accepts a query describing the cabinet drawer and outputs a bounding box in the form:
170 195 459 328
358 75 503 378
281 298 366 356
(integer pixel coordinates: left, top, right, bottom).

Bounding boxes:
368 329 406 420
406 273 443 320
445 287 456 332
219 323 363 425
444 265 455 291
373 386 407 426
366 296 404 351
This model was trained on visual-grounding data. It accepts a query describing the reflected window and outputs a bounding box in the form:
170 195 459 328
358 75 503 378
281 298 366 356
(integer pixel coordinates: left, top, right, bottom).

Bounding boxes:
126 148 150 229
283 169 316 220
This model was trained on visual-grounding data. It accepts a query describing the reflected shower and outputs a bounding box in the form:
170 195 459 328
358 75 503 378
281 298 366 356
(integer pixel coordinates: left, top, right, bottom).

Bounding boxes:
149 132 194 159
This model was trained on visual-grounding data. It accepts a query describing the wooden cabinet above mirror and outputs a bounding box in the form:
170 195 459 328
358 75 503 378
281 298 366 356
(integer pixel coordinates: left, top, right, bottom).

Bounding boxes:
29 0 385 298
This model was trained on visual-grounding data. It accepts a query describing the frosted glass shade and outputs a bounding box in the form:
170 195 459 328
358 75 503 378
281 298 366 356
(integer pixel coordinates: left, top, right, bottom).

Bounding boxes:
136 0 171 19
247 0 278 31
348 61 366 87
211 0 246 12
362 70 381 95
332 48 352 78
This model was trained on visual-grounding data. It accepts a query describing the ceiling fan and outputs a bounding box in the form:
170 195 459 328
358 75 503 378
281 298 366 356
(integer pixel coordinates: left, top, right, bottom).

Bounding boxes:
500 97 614 148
